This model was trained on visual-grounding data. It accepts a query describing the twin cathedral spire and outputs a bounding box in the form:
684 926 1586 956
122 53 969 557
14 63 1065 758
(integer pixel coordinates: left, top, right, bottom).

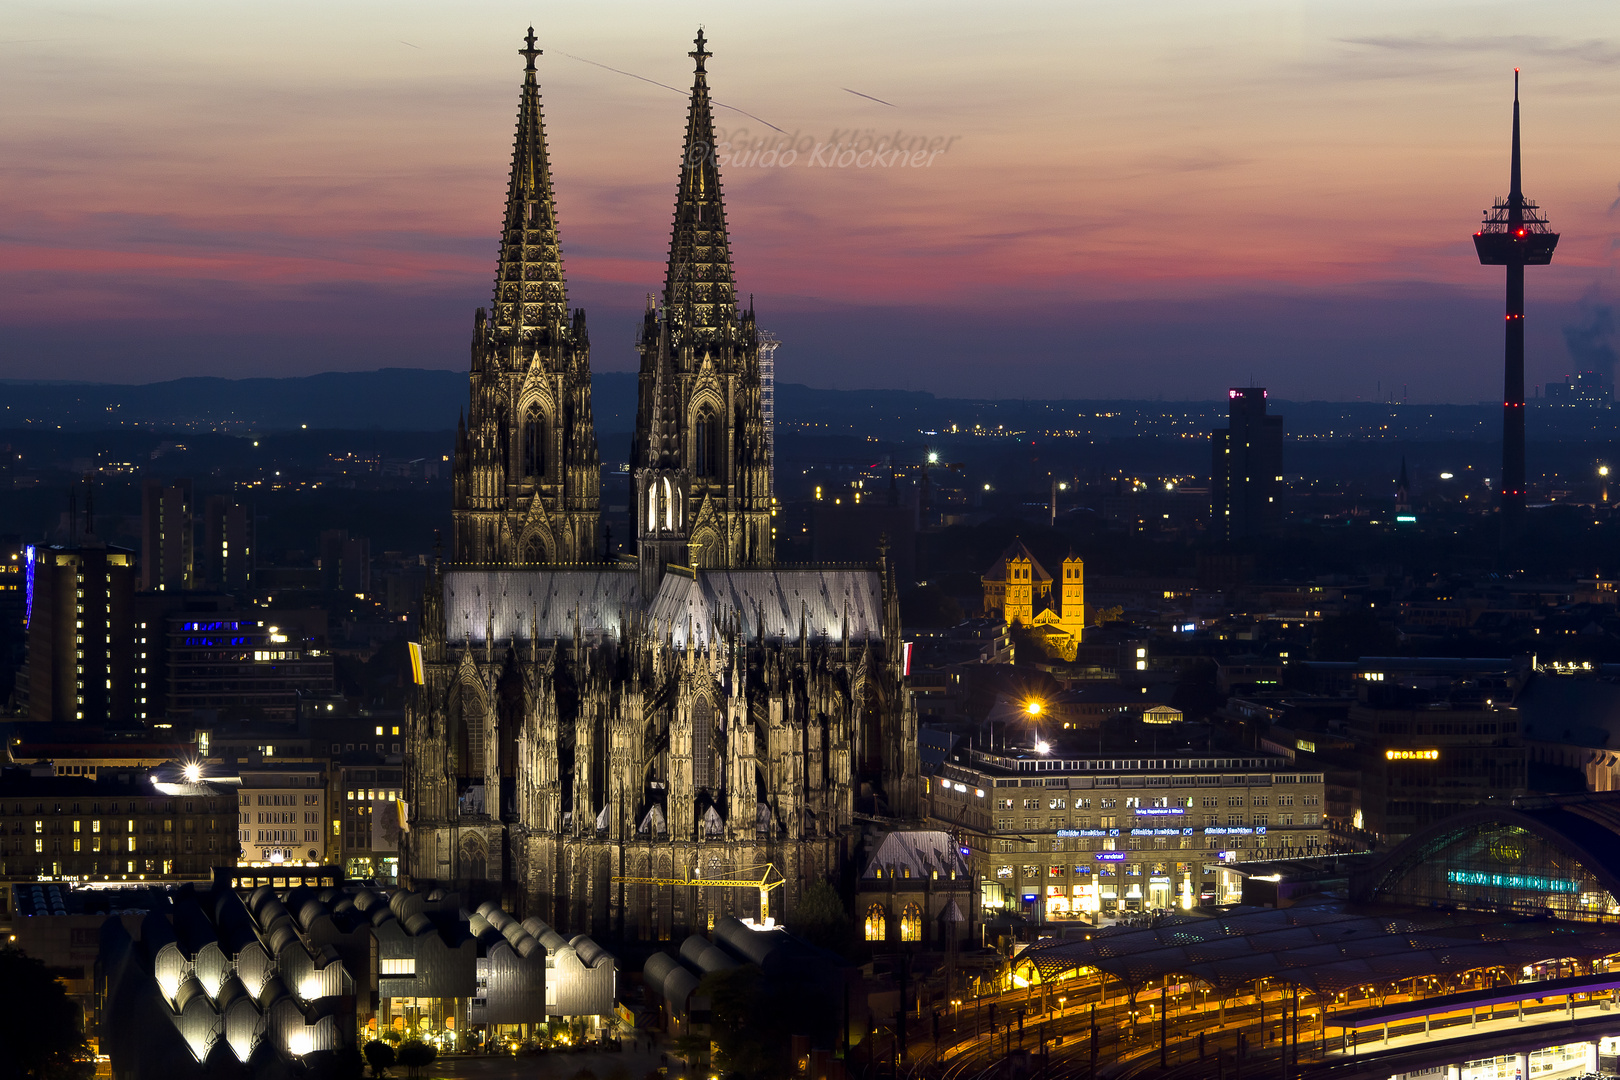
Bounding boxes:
452 28 772 579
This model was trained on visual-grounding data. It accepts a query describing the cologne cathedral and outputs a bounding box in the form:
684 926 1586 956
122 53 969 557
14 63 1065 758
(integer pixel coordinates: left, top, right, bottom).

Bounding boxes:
403 29 919 941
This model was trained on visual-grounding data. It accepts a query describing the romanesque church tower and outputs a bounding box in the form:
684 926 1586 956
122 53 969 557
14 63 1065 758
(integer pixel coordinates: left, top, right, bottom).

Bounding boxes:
632 32 773 593
452 30 601 565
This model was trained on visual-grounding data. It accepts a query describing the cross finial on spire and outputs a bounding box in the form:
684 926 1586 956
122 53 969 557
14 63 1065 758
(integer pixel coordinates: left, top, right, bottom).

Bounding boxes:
521 27 541 71
690 28 711 73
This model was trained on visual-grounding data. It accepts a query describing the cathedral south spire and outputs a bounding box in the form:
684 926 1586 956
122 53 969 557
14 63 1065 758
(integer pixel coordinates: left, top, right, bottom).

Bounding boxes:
632 30 772 589
663 28 738 340
452 28 601 566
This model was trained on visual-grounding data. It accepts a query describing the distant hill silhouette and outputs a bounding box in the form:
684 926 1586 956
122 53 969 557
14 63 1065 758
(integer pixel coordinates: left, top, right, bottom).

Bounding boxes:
2 367 1601 443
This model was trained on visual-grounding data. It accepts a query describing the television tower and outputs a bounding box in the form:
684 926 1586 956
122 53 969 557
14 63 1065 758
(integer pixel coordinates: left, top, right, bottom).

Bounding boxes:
1474 70 1557 542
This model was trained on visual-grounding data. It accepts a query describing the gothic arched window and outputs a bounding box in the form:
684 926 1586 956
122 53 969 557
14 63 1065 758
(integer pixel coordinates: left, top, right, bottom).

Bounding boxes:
692 697 715 790
661 477 678 532
864 904 887 942
900 902 923 942
694 409 718 478
523 407 544 477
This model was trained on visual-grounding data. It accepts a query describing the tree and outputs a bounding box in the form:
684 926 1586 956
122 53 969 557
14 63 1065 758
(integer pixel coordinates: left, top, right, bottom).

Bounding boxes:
362 1040 395 1079
787 878 854 957
317 1044 365 1080
697 963 839 1079
1093 605 1125 626
395 1040 435 1080
0 947 92 1080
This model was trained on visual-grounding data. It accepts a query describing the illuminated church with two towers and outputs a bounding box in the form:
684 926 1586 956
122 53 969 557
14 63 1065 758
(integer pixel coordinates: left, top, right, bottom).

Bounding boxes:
404 30 918 941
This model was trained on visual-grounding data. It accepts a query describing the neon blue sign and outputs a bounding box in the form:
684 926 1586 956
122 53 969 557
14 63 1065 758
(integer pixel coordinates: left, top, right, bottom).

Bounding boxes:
23 545 35 629
1446 870 1578 894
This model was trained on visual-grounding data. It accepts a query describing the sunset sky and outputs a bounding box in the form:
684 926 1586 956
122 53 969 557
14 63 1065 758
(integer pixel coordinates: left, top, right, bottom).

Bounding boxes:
3 0 1619 400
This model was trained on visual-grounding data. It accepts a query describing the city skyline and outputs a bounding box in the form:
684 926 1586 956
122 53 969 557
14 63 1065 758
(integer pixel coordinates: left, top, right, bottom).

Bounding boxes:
3 2 1619 401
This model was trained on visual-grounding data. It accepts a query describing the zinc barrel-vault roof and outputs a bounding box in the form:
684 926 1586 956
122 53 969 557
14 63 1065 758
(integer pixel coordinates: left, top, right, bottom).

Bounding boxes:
1019 903 1620 995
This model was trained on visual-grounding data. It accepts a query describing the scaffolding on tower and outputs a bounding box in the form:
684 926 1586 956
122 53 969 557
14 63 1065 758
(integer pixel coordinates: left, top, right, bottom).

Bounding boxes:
758 330 779 493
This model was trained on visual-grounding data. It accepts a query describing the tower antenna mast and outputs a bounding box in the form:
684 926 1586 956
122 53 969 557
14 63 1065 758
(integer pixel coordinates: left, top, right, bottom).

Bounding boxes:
1474 69 1558 545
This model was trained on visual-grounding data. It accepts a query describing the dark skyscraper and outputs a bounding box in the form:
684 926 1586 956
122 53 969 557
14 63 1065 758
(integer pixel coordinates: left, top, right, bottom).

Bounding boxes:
1474 71 1557 541
1211 387 1284 541
140 478 193 592
202 495 253 593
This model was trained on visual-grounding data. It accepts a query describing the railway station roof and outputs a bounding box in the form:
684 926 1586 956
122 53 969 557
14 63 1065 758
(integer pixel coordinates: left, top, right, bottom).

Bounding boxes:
1019 901 1620 994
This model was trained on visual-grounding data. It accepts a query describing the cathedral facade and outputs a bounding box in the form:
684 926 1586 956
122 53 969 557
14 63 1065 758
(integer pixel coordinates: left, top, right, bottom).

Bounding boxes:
403 30 918 942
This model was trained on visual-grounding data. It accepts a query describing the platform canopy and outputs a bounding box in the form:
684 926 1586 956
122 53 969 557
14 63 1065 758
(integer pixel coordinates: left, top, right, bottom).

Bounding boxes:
1019 902 1620 995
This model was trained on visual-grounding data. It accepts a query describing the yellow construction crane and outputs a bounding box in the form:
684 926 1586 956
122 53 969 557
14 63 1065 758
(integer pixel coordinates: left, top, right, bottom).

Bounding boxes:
613 862 787 923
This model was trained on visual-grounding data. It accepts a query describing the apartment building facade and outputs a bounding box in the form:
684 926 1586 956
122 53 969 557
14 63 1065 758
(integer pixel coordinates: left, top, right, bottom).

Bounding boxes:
237 763 329 865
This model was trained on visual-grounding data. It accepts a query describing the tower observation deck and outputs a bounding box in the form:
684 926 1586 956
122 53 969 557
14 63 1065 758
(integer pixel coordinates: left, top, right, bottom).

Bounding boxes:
1474 70 1557 542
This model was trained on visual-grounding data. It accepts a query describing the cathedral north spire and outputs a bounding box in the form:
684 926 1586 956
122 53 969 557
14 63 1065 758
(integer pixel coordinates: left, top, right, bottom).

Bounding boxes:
495 25 570 342
663 28 738 339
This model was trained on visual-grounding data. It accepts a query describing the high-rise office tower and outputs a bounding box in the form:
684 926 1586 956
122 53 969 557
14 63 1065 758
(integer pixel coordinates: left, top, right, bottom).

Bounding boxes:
140 478 194 592
1211 387 1284 541
202 495 253 593
21 540 137 722
319 529 371 596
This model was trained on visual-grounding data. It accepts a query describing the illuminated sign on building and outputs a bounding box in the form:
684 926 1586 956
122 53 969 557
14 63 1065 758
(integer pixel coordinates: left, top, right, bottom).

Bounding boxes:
1094 852 1128 862
1203 826 1266 836
1446 870 1578 894
1386 749 1440 761
1057 829 1111 838
1129 828 1194 837
23 545 35 629
1136 807 1185 817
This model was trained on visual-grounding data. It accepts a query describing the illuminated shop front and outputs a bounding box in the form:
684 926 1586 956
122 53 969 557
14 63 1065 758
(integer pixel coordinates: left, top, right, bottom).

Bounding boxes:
1354 801 1620 921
